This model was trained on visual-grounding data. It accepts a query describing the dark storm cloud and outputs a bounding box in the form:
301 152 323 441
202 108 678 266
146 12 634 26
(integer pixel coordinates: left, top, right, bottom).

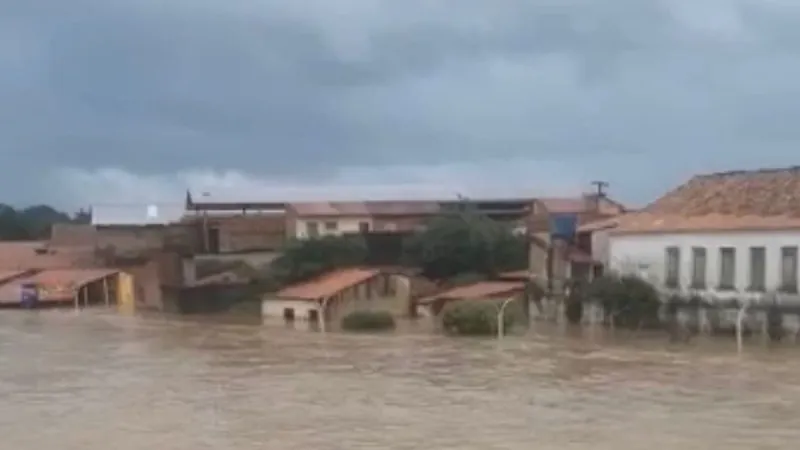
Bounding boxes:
3 0 800 205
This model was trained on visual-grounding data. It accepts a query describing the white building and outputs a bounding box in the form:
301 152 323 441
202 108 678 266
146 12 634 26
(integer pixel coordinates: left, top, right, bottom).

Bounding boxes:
288 201 439 239
605 168 800 302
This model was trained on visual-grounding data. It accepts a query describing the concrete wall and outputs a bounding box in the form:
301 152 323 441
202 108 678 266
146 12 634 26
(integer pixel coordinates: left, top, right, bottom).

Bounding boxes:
608 230 800 302
591 228 612 266
295 217 371 239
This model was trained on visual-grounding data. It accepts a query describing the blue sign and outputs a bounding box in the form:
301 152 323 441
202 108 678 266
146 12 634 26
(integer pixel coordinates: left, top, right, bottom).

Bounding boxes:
20 283 39 309
549 214 578 241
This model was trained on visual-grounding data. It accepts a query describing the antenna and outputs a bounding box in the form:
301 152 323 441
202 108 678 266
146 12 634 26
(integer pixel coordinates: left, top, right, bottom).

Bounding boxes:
590 181 609 197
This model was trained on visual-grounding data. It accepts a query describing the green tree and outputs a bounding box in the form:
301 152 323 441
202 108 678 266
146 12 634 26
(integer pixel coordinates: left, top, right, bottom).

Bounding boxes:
0 204 74 240
268 235 368 286
402 209 527 280
586 274 662 329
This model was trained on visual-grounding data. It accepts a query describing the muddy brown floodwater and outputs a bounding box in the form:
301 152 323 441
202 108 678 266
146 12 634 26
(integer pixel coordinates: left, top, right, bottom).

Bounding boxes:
2 310 800 449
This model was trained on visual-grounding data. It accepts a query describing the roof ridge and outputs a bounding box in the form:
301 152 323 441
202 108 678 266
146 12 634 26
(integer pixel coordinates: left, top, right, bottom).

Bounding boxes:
696 166 800 179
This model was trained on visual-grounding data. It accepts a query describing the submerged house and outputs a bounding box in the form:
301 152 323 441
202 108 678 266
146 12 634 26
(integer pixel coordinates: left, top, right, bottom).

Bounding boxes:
261 267 413 325
606 167 800 302
415 280 527 317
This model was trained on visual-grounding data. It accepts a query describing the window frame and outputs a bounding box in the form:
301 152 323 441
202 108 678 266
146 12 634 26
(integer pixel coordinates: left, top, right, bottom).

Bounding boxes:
664 246 680 288
748 246 766 292
690 247 707 289
718 247 736 290
780 246 798 293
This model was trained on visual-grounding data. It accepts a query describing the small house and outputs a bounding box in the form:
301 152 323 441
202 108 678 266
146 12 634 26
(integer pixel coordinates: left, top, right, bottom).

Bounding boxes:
262 267 412 325
415 281 527 317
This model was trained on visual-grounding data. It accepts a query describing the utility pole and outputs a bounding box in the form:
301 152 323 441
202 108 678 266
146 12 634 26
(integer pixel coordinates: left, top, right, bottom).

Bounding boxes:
590 180 609 197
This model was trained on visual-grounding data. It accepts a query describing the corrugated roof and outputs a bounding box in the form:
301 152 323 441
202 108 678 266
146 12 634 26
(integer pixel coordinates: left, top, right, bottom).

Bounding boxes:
276 267 381 300
417 281 525 305
91 203 185 226
0 268 119 304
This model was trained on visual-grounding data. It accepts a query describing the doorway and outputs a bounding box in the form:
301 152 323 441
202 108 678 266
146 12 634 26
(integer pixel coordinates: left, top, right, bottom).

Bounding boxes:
206 227 220 254
308 309 319 322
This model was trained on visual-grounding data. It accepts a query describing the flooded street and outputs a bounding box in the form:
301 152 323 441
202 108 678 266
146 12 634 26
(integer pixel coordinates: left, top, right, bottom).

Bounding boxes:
2 311 800 449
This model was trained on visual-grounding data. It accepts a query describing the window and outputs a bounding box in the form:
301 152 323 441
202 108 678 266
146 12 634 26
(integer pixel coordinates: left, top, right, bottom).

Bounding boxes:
690 247 707 289
780 246 798 293
283 308 295 321
748 247 766 292
324 221 338 231
306 222 319 238
665 247 680 288
359 222 370 233
718 247 736 290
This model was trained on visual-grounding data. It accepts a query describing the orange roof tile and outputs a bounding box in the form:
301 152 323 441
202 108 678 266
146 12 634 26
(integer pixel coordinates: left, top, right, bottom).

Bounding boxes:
0 268 119 304
614 167 800 234
276 267 381 301
417 281 525 305
0 270 26 284
290 201 440 218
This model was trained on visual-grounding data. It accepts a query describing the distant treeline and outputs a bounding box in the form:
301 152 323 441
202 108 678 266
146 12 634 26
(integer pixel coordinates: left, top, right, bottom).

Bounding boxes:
0 205 90 241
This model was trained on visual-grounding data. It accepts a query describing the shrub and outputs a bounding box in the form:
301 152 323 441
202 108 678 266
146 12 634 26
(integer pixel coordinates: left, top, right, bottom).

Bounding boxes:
341 310 396 332
586 274 661 329
441 300 514 336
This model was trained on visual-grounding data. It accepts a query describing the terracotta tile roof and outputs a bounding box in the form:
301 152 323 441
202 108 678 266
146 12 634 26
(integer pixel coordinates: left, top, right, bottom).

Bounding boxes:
275 267 382 301
612 213 800 234
615 167 800 234
366 201 440 216
290 201 440 218
578 216 624 232
0 270 26 284
537 196 624 215
0 268 119 304
417 281 525 305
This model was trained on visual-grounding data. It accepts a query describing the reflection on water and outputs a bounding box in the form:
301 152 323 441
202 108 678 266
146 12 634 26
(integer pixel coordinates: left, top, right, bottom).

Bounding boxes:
2 310 800 449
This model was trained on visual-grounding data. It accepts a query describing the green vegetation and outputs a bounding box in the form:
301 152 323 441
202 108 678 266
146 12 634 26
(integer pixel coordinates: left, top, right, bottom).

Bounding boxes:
0 204 88 240
440 300 515 336
402 209 527 281
341 310 396 332
264 209 527 289
267 235 368 286
585 274 661 329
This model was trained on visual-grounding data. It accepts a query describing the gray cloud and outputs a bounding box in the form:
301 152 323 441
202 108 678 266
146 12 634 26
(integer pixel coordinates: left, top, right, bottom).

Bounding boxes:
2 0 800 208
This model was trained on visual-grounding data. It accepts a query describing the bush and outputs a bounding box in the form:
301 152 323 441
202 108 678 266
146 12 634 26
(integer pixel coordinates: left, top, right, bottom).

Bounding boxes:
341 310 396 332
441 300 514 336
586 274 661 329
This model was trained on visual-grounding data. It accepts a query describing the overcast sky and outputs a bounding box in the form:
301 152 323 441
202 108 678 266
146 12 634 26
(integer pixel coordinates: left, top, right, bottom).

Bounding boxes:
3 0 800 210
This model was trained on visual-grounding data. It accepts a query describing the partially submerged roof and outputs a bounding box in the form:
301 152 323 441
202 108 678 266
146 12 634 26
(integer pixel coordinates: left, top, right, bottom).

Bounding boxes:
417 281 526 305
614 167 800 234
275 267 382 301
0 268 119 304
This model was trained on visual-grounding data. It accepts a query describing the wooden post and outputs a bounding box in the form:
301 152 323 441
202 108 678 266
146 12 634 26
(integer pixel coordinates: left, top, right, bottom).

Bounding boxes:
103 278 110 306
82 286 89 307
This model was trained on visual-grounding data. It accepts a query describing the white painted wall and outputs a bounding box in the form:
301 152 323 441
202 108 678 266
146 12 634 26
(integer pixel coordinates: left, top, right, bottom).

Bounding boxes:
608 231 800 301
591 229 611 266
295 217 372 239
